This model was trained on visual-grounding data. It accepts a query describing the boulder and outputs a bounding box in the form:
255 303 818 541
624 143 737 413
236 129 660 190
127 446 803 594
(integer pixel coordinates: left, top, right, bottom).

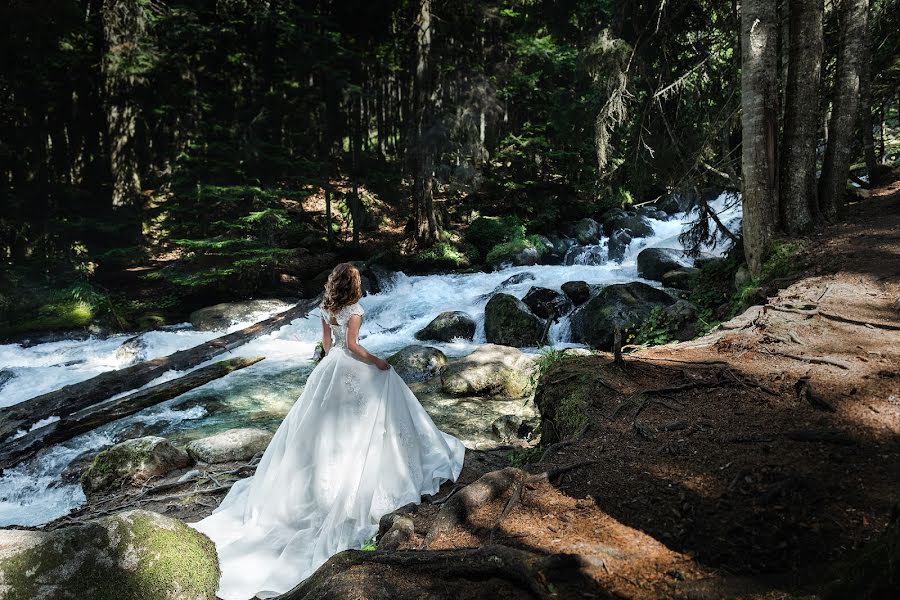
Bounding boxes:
0 510 219 600
441 344 536 397
521 287 573 320
602 211 654 238
607 230 633 262
190 298 297 331
363 264 397 294
663 300 700 341
661 267 700 290
114 335 150 363
564 245 607 266
0 369 14 391
545 234 577 262
572 218 602 245
491 415 524 442
561 281 592 306
637 248 691 282
388 345 448 383
81 436 191 496
414 311 476 342
485 242 540 270
186 427 273 464
484 294 545 347
498 272 536 288
570 282 676 349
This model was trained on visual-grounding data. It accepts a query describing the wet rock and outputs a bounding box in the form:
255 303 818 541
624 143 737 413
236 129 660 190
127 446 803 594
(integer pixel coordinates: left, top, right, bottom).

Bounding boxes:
0 369 14 391
570 282 676 349
545 234 577 262
486 242 540 270
661 267 700 290
522 287 573 320
491 415 523 442
190 298 297 331
637 248 691 282
564 245 607 266
186 427 273 464
572 218 602 245
114 335 149 363
654 194 682 214
363 264 397 294
81 436 192 496
58 450 99 486
0 509 219 600
484 294 545 347
174 395 227 416
561 281 592 306
602 211 654 238
607 230 633 262
441 344 536 398
113 420 170 443
414 311 476 342
498 272 536 288
388 345 449 383
664 300 700 341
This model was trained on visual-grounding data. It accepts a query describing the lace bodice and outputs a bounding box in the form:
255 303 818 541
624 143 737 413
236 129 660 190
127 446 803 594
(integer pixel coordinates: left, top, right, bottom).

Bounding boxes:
320 302 365 348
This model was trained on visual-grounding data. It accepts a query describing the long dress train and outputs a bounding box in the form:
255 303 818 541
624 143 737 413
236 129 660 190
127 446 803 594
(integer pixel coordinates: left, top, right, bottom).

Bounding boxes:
189 302 466 600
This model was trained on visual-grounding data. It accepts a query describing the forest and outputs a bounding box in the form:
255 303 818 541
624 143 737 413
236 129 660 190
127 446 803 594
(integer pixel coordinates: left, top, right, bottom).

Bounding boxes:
0 1 899 599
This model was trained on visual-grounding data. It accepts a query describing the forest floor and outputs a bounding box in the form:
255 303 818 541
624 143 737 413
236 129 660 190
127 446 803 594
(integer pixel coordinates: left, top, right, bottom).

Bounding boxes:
338 177 900 599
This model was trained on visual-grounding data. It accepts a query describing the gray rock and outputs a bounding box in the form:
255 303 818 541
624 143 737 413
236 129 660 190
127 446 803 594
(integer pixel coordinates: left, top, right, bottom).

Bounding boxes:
414 311 476 342
364 264 397 294
81 436 192 496
377 503 418 551
114 335 149 363
499 272 536 288
570 282 676 349
0 510 219 600
0 369 14 391
388 345 449 382
564 245 607 266
491 415 524 442
484 294 545 347
661 267 700 290
607 230 633 262
486 244 540 270
441 344 536 397
190 298 297 331
663 300 700 341
521 287 573 320
561 281 592 306
637 248 691 282
545 234 577 260
572 218 602 245
603 212 654 238
186 427 273 464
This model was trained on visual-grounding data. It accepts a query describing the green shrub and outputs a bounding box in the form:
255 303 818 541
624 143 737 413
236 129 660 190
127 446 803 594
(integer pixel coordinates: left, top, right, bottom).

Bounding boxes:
465 215 524 257
634 306 672 346
506 445 545 467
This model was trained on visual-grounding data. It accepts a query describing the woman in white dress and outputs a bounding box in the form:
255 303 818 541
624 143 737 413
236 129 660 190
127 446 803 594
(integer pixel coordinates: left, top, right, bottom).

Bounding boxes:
189 263 466 600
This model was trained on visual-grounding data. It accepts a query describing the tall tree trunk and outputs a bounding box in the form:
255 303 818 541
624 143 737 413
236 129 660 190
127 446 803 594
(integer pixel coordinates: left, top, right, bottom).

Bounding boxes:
101 0 146 211
780 0 823 233
858 5 876 182
741 0 780 276
818 0 868 221
412 0 439 247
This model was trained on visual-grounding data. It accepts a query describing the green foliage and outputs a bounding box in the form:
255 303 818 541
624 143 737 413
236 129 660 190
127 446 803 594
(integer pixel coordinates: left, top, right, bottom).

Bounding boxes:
761 240 808 281
634 306 673 346
360 536 378 552
465 216 524 257
410 242 474 271
506 445 544 467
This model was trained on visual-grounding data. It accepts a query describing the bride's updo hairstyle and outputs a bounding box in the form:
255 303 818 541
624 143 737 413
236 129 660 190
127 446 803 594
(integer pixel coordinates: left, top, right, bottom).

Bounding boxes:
322 263 363 314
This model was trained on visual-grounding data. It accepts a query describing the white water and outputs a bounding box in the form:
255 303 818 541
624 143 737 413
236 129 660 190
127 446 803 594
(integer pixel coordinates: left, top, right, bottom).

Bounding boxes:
0 194 741 527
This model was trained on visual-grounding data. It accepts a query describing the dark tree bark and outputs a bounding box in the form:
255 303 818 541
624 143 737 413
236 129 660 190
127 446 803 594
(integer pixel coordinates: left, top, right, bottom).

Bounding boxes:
101 0 146 210
858 5 876 182
741 0 780 276
412 0 440 247
818 0 868 221
779 0 823 233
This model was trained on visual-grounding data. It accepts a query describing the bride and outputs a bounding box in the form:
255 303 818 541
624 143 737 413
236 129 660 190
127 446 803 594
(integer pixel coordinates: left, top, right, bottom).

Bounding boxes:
189 263 466 600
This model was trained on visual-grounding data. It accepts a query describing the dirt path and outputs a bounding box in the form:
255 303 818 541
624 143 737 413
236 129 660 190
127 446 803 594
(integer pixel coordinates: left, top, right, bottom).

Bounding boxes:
325 177 899 600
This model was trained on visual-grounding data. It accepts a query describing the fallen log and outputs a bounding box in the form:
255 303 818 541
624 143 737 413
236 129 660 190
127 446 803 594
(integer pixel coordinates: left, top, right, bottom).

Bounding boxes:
0 300 314 443
0 356 265 472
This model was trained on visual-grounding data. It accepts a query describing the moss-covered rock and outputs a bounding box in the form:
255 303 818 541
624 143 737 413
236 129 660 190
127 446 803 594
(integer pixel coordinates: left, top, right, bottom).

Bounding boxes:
388 345 449 383
414 311 476 342
440 344 536 398
660 267 700 290
81 437 192 496
570 282 675 349
185 428 273 464
0 509 219 600
484 293 545 347
485 239 541 270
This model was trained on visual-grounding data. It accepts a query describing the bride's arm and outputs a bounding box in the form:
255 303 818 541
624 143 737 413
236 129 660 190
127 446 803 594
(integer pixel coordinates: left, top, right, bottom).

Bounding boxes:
345 314 390 370
320 317 333 355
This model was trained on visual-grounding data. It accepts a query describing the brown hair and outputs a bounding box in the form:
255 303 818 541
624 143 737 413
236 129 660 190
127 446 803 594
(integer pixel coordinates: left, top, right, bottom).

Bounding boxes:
321 263 363 314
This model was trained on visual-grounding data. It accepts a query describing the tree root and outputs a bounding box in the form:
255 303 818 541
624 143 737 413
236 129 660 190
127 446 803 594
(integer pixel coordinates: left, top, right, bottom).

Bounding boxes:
273 545 608 600
763 349 852 370
764 304 900 331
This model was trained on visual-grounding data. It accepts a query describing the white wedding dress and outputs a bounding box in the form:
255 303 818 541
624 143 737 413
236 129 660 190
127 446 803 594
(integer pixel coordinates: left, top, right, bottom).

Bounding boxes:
189 302 465 600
